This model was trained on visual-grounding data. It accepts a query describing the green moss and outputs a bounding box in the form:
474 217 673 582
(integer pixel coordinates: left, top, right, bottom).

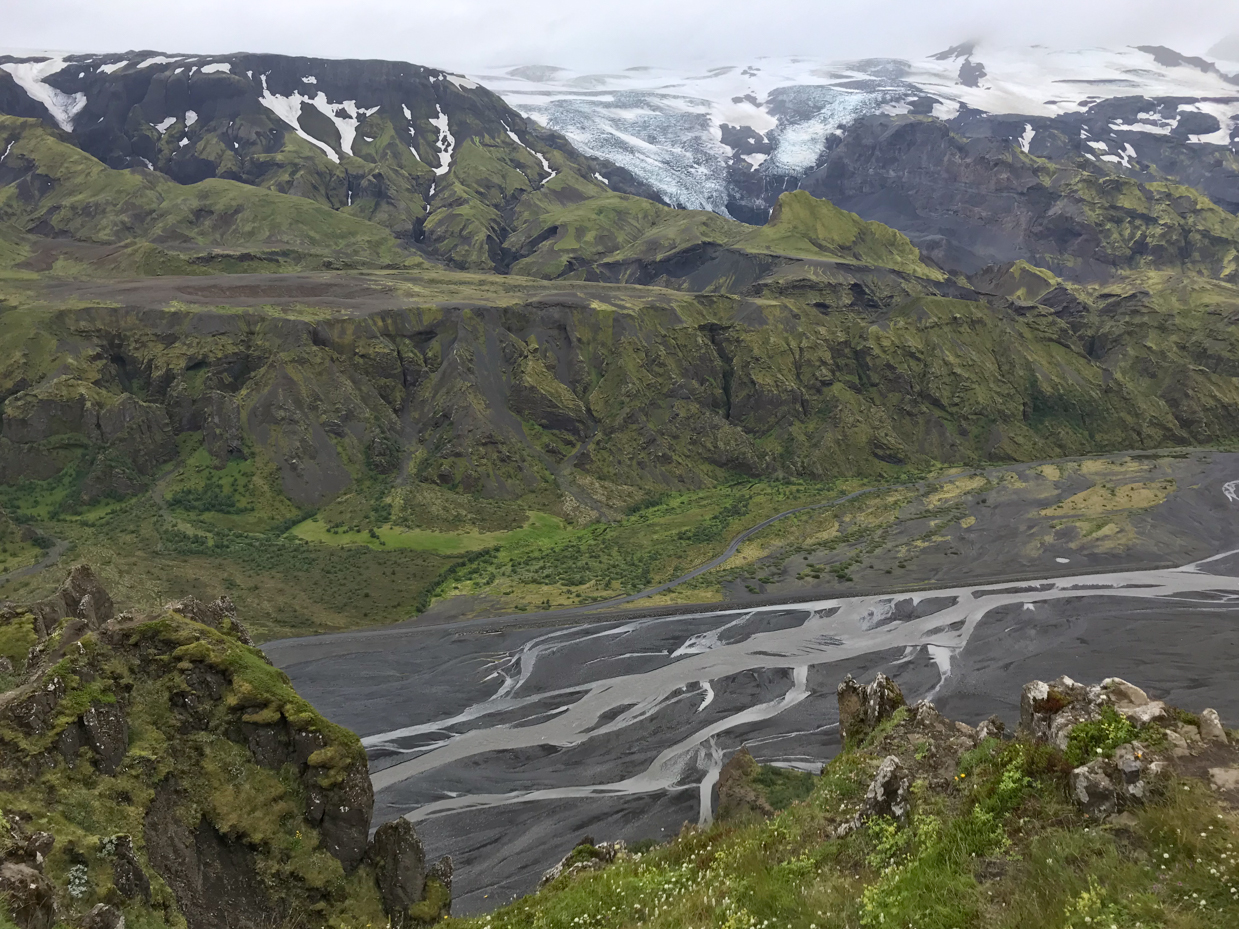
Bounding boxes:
0 115 408 270
1064 706 1139 767
407 877 452 925
0 612 37 673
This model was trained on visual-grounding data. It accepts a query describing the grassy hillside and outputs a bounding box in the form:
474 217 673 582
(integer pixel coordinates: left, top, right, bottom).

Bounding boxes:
0 116 411 270
505 179 944 286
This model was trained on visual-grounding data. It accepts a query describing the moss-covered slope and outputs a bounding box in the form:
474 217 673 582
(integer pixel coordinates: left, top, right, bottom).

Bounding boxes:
0 116 411 271
0 565 448 929
505 181 945 288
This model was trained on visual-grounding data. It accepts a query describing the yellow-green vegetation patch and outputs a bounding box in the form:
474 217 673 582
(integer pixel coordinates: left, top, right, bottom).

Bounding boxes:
291 511 566 555
1041 479 1176 517
431 481 867 612
923 474 989 508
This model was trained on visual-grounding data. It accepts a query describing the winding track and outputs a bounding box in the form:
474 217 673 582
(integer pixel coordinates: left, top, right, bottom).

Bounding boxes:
0 536 67 588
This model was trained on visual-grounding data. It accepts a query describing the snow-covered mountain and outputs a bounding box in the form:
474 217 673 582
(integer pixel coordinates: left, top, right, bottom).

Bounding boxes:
473 43 1239 221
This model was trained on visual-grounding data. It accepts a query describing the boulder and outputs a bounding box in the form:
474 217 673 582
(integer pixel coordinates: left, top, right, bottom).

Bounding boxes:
367 819 426 921
1123 701 1169 726
81 904 125 929
1101 678 1149 709
106 835 151 902
19 833 54 870
427 855 453 897
835 755 911 837
1210 766 1239 792
975 715 1006 742
1069 743 1166 817
164 596 255 647
81 704 128 775
863 755 912 825
1020 676 1107 749
1163 729 1189 757
539 839 626 888
837 673 906 747
1070 760 1117 818
1200 708 1228 744
716 747 774 821
0 862 55 929
29 564 114 639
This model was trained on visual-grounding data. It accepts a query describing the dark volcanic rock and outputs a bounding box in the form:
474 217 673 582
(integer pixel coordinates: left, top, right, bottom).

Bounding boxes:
143 782 273 929
801 113 1239 278
80 703 129 775
81 904 125 929
0 863 55 929
368 819 427 918
837 672 906 747
108 835 152 902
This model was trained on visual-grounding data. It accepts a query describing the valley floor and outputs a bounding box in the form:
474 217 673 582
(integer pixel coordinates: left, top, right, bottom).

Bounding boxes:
268 449 1239 914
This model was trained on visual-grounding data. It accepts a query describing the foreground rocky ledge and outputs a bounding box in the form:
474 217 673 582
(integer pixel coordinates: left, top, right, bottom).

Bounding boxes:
519 671 1238 929
0 565 449 929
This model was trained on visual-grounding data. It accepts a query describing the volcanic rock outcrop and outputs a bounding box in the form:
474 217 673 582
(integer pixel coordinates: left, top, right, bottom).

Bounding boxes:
0 566 448 929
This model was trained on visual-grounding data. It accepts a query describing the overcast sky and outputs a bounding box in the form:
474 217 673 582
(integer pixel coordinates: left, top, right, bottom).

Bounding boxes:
5 0 1239 72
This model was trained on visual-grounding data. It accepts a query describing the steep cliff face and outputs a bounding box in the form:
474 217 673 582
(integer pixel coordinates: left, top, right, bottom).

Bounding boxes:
5 262 1233 511
0 565 448 929
801 115 1239 279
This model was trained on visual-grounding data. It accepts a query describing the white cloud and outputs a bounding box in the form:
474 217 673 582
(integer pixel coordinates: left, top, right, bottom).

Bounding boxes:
4 0 1237 73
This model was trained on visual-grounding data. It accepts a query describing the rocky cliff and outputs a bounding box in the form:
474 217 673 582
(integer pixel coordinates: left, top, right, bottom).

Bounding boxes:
802 114 1239 279
0 565 448 929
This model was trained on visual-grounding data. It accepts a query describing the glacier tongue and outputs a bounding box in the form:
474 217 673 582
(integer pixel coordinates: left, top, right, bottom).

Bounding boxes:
1 57 87 132
473 43 1239 221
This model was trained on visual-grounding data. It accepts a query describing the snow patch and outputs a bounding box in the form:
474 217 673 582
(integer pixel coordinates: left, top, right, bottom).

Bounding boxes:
98 61 127 74
1055 557 1071 564
504 122 556 184
257 75 339 162
447 74 479 90
1018 123 1035 152
185 110 198 127
301 75 317 84
593 172 610 185
429 104 455 175
0 58 88 132
137 56 181 69
742 152 768 169
178 137 189 148
256 76 380 161
153 116 177 133
199 62 230 74
0 141 12 162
